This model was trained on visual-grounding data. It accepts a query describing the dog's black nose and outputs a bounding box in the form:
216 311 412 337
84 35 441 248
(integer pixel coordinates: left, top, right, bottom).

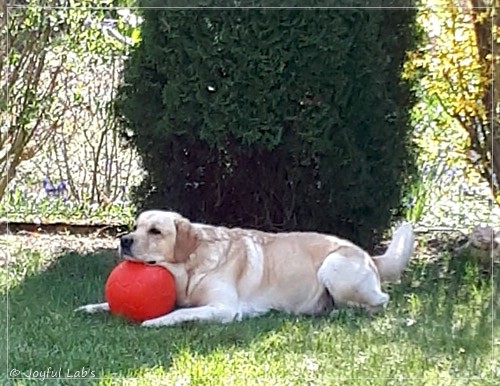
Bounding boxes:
120 235 134 250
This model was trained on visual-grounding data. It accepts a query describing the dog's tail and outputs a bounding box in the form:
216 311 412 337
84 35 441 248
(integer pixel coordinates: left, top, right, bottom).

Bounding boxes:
372 223 415 283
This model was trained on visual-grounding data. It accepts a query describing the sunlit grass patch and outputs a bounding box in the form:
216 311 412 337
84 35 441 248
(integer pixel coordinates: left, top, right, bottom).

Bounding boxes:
2 241 498 385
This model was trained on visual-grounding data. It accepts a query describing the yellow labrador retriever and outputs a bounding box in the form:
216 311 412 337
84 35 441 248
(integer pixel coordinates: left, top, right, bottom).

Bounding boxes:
76 210 414 327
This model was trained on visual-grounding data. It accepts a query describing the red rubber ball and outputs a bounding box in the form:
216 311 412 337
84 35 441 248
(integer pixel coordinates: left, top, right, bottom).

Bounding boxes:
105 261 176 323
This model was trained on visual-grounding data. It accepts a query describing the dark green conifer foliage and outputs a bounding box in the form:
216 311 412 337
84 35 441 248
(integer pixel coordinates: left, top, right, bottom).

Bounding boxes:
116 2 418 248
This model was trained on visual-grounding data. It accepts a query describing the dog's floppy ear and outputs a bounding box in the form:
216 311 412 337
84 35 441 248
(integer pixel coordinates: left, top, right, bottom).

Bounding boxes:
173 218 199 263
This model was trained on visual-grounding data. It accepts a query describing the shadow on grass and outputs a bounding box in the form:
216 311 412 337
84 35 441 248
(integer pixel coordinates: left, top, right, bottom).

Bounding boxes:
6 252 344 378
5 248 498 380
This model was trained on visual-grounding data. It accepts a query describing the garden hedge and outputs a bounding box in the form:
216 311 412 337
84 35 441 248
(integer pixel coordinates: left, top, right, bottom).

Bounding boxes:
116 1 419 248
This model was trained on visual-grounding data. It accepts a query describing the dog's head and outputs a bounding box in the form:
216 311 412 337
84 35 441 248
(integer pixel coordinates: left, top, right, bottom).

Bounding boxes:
119 210 199 265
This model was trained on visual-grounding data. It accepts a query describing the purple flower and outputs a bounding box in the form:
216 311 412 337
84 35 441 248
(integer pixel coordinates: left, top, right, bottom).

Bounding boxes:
57 181 69 201
57 181 68 193
42 177 70 199
42 177 57 196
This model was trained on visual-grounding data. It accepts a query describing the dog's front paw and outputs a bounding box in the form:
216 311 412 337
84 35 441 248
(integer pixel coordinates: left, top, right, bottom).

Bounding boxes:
141 319 159 328
141 316 175 328
74 303 109 314
74 305 96 313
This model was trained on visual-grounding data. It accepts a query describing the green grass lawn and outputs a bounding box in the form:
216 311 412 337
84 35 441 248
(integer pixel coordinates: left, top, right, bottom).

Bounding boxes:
1 242 499 386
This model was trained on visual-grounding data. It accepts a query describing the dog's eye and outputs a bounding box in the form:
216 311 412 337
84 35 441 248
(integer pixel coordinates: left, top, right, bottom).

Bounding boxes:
149 228 161 235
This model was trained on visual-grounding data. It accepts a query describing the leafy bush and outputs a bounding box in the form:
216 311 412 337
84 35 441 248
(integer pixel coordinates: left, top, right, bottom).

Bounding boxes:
405 0 500 206
0 0 140 206
116 2 419 248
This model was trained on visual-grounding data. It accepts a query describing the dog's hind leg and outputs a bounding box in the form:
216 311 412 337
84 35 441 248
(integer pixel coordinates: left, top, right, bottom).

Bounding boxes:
317 251 389 312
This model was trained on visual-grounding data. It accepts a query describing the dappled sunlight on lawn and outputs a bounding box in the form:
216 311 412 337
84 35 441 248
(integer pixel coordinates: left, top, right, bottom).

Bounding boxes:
1 237 498 385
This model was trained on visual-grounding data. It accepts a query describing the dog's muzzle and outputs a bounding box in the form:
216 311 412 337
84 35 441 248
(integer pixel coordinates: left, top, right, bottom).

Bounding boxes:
120 235 134 257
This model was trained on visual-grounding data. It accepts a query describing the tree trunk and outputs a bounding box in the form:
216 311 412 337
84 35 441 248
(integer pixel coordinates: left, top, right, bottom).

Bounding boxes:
468 0 500 204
